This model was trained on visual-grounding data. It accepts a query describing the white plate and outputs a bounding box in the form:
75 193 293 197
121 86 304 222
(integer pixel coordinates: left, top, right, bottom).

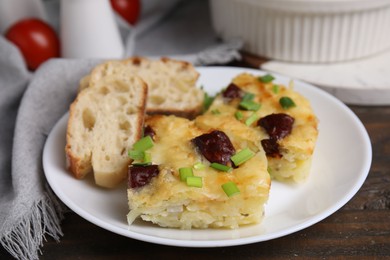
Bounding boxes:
43 67 372 247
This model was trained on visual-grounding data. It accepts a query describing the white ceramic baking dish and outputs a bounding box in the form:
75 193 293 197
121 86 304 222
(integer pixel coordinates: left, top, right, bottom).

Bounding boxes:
210 0 390 63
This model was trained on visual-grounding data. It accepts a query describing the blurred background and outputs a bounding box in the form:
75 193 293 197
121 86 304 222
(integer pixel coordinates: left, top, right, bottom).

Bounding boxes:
0 0 230 70
1 0 390 104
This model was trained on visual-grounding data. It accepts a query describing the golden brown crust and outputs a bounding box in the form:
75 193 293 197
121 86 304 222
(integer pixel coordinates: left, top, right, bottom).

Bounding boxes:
65 94 92 179
65 149 91 179
160 56 193 71
204 72 319 182
109 57 203 119
80 56 204 118
128 114 270 229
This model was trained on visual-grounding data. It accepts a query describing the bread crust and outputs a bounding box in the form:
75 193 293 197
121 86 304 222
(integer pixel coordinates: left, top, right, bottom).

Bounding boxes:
81 57 203 119
65 92 93 179
65 74 148 187
66 56 204 187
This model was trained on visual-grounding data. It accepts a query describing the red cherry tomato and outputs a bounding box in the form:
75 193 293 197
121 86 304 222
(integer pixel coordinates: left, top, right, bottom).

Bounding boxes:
5 18 60 71
110 0 141 25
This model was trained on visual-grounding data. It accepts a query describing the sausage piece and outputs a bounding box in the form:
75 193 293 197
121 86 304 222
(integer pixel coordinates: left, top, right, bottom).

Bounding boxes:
192 130 236 165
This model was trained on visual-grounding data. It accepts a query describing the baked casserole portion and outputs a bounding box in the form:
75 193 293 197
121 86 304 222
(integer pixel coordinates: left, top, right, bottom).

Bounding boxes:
127 115 270 229
202 73 318 182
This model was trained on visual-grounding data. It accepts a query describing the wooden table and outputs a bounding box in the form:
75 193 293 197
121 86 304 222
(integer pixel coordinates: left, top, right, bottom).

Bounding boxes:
1 55 389 259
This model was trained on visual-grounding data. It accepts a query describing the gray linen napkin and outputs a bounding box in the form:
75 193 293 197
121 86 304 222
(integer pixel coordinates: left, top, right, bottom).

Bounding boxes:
0 0 242 259
0 35 101 259
0 37 37 258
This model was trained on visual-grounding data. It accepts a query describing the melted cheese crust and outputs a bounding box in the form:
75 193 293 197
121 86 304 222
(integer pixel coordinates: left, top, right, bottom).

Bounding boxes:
127 115 270 229
127 72 318 229
203 73 318 182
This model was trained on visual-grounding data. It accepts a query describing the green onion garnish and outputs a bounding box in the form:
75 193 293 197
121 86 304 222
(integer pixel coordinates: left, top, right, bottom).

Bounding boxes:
279 97 296 109
231 148 255 166
179 167 194 181
193 162 206 170
143 152 152 164
239 100 261 111
272 84 279 94
235 111 243 120
259 74 275 83
245 113 260 126
128 150 145 160
133 135 154 151
186 176 203 188
203 92 214 112
210 163 232 172
221 181 240 197
242 92 255 102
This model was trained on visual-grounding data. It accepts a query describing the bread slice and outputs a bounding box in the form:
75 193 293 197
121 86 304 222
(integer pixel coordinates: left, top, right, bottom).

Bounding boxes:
127 115 270 229
65 74 148 188
80 57 204 119
203 73 318 183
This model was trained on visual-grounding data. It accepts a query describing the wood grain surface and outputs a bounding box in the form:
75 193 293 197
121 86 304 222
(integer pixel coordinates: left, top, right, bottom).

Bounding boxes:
1 55 389 260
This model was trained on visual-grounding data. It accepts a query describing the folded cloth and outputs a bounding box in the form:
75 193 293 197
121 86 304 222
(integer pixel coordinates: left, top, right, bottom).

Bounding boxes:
0 1 243 259
0 36 62 259
0 35 101 259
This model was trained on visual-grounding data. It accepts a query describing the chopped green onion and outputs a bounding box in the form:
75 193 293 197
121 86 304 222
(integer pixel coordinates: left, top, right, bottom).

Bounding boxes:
133 136 154 151
279 97 296 109
203 92 214 112
129 150 152 165
239 100 261 111
259 74 275 83
222 181 240 197
128 150 145 160
231 148 255 166
242 92 255 102
245 113 260 126
193 162 206 170
210 162 233 172
235 111 243 120
143 152 152 163
272 84 279 94
179 167 194 181
186 176 203 188
211 109 221 115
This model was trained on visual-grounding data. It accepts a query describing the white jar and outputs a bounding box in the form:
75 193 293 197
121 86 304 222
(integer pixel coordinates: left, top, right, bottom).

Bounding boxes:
60 0 124 59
